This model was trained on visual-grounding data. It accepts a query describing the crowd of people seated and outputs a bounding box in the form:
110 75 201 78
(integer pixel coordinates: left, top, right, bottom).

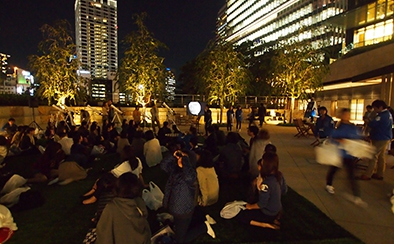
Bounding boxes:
0 115 287 243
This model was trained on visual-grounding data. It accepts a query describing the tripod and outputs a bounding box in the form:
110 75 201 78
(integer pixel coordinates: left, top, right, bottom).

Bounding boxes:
29 107 42 130
111 111 122 126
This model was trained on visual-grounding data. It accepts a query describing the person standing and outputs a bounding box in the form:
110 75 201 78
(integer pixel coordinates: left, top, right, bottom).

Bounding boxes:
325 108 367 207
248 106 257 127
107 100 114 123
133 106 142 126
359 100 393 180
204 105 212 136
235 106 243 132
314 106 335 139
226 106 234 132
258 104 267 128
150 103 160 133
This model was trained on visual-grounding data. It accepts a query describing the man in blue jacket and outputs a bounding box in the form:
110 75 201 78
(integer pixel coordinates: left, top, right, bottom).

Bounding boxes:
314 107 335 139
359 100 393 180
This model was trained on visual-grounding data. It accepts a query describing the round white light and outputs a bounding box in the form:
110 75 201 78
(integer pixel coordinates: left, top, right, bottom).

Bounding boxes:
188 102 201 115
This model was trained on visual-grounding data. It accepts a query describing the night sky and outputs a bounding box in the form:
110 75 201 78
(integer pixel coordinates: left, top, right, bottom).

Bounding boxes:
0 0 225 74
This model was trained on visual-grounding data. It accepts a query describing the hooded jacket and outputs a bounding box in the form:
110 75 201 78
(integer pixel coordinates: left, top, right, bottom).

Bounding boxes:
96 197 151 244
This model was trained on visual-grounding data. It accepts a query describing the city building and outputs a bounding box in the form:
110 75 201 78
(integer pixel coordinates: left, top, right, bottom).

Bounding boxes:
0 53 11 76
74 0 118 79
216 4 228 42
224 0 348 56
0 66 34 95
316 0 394 122
165 68 176 101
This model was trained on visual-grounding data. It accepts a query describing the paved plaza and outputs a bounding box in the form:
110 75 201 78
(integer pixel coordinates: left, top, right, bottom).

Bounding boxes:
246 124 394 244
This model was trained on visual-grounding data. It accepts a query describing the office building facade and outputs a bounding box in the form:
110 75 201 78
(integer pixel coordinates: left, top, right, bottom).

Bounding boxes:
317 0 394 122
225 0 348 55
75 0 118 79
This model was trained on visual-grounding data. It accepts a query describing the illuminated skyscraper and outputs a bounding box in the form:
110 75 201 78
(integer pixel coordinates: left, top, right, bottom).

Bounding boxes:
225 0 348 56
75 0 118 79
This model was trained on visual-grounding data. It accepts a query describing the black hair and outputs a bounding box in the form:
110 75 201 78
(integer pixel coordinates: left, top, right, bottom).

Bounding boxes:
366 105 372 109
260 152 282 183
72 132 82 144
8 118 15 122
163 121 169 127
189 126 197 136
196 150 214 168
372 99 388 109
116 172 142 199
145 130 155 141
318 106 327 112
248 126 259 136
264 144 277 153
207 125 215 134
226 132 239 144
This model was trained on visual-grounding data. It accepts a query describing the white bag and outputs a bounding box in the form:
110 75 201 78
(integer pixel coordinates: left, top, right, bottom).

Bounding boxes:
0 175 27 195
315 141 342 168
0 205 17 231
149 181 164 203
220 201 247 219
341 139 376 159
142 189 162 211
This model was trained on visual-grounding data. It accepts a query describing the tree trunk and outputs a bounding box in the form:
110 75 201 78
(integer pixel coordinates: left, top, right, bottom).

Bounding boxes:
290 97 295 123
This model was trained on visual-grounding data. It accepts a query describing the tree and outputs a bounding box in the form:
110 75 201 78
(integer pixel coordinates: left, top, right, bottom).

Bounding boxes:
196 42 251 123
117 13 166 108
270 39 329 122
29 20 86 105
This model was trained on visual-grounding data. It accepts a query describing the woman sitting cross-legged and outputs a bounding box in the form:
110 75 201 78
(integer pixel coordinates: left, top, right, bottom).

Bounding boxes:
96 172 151 244
236 151 287 229
82 145 145 205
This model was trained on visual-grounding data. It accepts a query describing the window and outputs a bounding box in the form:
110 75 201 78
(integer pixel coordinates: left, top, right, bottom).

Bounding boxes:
367 3 376 22
350 99 364 121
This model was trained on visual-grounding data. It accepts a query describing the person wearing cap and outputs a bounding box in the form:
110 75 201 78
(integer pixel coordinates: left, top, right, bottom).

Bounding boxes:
1 118 17 138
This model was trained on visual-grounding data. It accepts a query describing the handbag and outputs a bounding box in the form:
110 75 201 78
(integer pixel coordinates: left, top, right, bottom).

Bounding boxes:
149 181 164 203
142 189 162 211
315 140 342 168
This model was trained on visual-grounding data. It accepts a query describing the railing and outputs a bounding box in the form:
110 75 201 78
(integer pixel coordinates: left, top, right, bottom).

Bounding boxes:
164 94 289 109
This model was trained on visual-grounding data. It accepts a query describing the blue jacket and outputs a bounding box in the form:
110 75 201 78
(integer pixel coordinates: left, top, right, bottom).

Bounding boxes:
331 122 362 158
235 109 243 121
314 115 335 138
257 174 287 216
161 155 197 216
369 109 393 141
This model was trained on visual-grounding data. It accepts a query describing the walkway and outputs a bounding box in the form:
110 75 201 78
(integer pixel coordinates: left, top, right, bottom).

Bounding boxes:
259 124 394 244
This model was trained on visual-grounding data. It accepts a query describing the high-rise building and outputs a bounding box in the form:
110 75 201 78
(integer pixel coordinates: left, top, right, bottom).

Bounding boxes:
0 53 10 75
216 4 228 42
225 0 347 55
75 0 118 79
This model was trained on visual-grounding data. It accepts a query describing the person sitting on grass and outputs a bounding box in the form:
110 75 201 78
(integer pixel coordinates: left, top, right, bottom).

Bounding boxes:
28 142 65 183
96 172 151 244
237 151 287 230
161 148 216 242
143 130 162 168
19 127 39 155
217 132 244 179
82 145 145 205
196 150 219 207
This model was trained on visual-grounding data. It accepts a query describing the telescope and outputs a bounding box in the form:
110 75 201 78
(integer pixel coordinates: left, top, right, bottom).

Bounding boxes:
162 102 175 115
62 105 77 114
52 104 66 113
111 104 123 114
86 105 102 115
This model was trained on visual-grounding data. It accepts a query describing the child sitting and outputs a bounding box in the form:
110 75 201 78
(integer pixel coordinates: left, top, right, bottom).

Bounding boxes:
237 151 287 229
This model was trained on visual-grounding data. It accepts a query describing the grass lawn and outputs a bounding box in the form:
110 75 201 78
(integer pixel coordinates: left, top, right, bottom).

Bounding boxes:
2 153 362 244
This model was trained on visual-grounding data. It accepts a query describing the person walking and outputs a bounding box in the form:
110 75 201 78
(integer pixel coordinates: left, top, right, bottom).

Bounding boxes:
226 106 234 132
204 105 212 136
359 100 393 180
235 106 243 132
258 104 267 128
325 108 367 207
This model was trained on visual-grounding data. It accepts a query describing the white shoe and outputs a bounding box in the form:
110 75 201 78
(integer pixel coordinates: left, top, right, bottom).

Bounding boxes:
205 214 216 225
353 197 368 208
47 178 59 186
325 185 335 194
204 221 216 239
